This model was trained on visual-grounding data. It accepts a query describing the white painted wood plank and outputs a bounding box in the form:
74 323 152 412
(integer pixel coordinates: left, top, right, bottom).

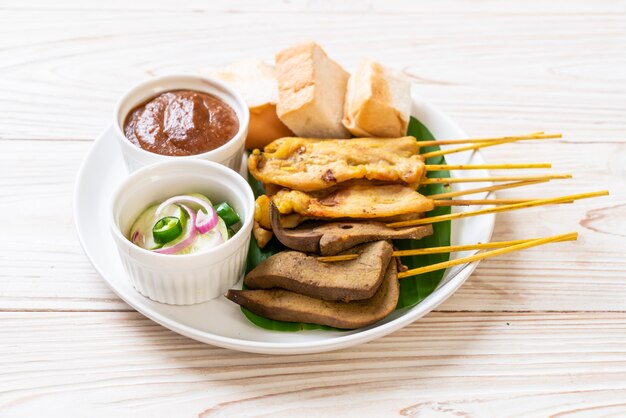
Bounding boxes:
4 0 626 13
2 312 626 417
0 140 128 311
0 2 624 142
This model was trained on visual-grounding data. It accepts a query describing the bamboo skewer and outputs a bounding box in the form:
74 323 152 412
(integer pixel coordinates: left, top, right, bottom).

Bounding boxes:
393 234 577 257
415 132 559 147
421 173 572 184
421 140 516 159
420 134 562 159
387 190 609 228
397 232 578 279
428 180 549 199
316 234 578 263
432 199 572 206
425 163 552 171
316 254 360 262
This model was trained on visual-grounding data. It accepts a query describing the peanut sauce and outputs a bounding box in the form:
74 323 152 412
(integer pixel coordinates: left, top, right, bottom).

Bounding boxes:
124 90 239 156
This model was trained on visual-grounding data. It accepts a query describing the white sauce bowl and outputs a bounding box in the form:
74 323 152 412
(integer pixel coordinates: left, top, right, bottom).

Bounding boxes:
110 159 255 305
113 74 249 173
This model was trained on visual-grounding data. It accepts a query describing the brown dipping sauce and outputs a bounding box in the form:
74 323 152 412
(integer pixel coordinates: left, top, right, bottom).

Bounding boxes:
124 90 239 156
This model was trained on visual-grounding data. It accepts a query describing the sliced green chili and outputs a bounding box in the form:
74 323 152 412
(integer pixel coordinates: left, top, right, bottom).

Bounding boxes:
152 216 183 244
215 202 241 227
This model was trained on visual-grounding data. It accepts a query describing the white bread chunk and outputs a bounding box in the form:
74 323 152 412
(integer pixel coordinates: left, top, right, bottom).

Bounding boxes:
343 60 411 138
206 58 278 108
206 59 294 149
275 42 350 138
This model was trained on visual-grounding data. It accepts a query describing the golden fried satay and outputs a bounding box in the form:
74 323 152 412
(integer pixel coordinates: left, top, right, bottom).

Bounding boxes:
248 136 425 192
271 184 434 219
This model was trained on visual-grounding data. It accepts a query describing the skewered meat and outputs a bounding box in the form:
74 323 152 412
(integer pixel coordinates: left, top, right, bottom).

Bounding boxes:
226 258 399 329
245 240 393 301
248 136 425 191
272 184 434 219
270 202 432 255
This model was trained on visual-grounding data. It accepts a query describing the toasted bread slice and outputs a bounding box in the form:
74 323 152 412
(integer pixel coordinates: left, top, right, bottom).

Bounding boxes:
244 240 393 301
227 259 399 329
343 60 411 138
275 42 350 138
206 59 293 150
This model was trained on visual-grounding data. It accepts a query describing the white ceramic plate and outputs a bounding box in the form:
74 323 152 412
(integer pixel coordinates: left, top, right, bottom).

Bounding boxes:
75 92 494 355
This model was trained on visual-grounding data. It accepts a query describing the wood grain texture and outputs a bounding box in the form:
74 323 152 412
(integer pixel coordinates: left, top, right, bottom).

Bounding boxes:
1 0 626 416
0 1 624 142
2 312 626 417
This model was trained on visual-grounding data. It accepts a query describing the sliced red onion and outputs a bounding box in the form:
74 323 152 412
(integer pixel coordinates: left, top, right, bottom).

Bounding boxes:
195 206 219 234
156 195 218 234
153 204 197 255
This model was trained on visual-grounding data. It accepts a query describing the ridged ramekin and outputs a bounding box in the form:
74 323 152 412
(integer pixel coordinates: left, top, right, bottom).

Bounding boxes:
110 159 255 305
113 74 249 173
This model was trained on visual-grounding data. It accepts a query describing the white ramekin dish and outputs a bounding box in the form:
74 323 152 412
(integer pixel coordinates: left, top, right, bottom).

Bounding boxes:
110 159 255 305
113 74 249 173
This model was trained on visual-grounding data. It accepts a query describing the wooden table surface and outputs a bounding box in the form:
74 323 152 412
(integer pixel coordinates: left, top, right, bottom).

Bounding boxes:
2 1 625 416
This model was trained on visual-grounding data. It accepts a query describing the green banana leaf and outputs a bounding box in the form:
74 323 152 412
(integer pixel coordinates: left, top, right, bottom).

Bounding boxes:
241 117 451 331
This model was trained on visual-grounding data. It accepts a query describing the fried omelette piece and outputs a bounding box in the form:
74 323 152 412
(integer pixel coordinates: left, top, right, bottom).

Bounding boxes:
248 136 425 191
271 184 434 219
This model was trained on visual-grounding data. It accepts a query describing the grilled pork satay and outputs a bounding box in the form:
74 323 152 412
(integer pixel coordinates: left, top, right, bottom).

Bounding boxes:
271 184 434 219
248 136 426 192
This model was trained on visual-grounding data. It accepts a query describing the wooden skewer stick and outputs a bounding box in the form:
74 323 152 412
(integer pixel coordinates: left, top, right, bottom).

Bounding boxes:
415 132 558 147
397 232 578 279
387 190 609 228
420 134 562 159
421 173 571 184
428 180 548 200
316 234 578 262
393 234 577 257
425 163 552 171
316 254 360 262
432 199 573 206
